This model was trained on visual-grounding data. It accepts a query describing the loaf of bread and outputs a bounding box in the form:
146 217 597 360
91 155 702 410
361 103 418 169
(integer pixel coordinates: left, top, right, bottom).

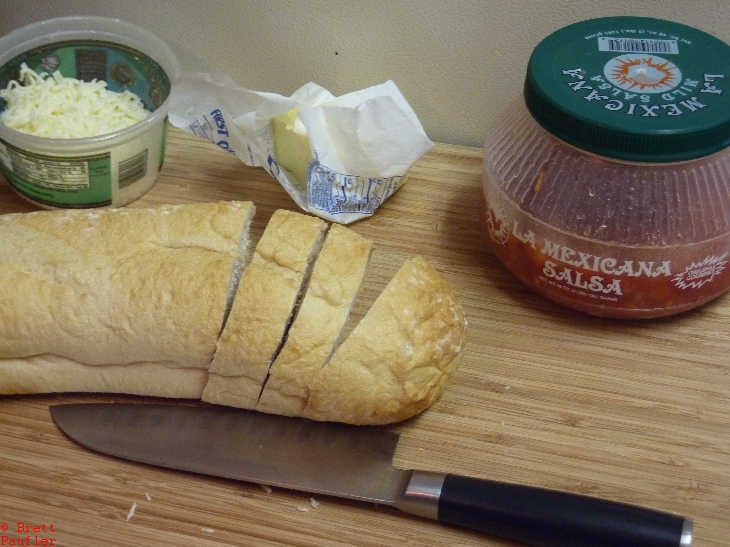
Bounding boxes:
0 201 256 398
0 202 467 424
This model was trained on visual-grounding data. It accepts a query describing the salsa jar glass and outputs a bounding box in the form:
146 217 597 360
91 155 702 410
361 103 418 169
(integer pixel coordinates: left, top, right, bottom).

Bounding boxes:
481 16 730 319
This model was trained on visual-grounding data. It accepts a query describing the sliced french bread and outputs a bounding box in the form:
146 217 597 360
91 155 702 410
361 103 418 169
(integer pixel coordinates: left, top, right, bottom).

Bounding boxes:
255 223 373 417
0 201 255 398
302 255 467 425
202 209 327 408
0 202 467 425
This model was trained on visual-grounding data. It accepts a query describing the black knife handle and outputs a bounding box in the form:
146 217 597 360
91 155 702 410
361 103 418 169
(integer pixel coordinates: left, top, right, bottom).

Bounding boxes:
398 471 692 547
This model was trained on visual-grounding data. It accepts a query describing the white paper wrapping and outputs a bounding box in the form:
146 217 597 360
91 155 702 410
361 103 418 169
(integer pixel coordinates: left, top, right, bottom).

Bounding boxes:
168 73 433 223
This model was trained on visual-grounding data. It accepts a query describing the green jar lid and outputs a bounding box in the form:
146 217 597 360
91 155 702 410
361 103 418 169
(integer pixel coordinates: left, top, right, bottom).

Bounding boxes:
524 16 730 162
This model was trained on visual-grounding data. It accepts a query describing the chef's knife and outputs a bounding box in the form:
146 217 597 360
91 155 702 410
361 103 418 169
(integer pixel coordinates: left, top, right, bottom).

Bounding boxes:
50 403 692 547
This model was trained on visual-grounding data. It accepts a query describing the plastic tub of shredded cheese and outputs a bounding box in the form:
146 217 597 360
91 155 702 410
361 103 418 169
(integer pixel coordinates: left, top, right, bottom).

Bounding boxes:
481 17 730 319
0 16 180 208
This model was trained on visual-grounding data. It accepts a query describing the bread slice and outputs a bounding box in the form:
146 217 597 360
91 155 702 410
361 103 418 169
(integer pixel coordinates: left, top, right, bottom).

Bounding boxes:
255 223 373 417
302 255 467 425
202 209 327 408
0 201 256 397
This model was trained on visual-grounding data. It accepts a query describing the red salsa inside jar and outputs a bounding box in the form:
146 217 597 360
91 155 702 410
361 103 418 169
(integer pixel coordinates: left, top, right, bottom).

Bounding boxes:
479 191 730 318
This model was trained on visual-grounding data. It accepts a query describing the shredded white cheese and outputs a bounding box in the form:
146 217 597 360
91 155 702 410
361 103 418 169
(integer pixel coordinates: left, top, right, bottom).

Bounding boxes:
0 63 149 138
125 502 138 522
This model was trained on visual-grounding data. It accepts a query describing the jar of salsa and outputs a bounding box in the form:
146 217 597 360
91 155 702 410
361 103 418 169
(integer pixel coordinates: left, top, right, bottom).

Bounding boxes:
481 16 730 319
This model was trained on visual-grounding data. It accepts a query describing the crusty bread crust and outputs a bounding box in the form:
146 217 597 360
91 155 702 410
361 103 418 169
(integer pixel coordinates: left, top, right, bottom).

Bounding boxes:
0 356 207 398
202 209 327 408
0 201 255 398
256 223 373 417
303 255 467 425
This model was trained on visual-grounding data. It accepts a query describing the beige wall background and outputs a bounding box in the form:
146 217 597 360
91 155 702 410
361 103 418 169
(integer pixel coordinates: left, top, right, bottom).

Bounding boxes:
1 0 728 147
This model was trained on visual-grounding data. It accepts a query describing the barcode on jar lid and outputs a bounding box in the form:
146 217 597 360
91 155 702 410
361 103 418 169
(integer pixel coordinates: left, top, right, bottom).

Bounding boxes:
597 37 679 54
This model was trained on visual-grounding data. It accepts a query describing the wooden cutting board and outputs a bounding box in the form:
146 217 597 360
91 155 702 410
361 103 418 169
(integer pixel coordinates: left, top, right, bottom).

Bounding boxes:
0 127 728 547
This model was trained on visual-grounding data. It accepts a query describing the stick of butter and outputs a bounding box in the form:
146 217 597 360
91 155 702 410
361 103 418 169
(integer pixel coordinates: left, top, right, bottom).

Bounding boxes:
169 76 433 224
272 107 314 190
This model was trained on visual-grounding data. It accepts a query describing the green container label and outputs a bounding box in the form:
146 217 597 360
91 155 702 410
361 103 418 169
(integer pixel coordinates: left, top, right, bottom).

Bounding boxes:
0 138 112 207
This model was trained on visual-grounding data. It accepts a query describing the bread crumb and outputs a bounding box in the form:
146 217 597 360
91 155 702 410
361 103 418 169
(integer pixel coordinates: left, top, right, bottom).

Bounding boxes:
125 503 137 522
310 498 320 508
259 484 273 494
297 507 309 512
201 527 215 534
144 493 152 502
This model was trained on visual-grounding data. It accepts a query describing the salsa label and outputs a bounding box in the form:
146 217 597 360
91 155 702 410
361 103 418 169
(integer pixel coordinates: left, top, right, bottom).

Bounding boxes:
481 197 730 317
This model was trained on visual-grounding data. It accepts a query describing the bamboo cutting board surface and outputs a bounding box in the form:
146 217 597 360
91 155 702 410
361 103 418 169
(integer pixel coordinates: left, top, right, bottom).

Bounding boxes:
1 127 729 546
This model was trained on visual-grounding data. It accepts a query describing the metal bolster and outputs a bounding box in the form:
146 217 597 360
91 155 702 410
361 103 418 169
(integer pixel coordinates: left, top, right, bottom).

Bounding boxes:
394 470 446 521
680 518 693 547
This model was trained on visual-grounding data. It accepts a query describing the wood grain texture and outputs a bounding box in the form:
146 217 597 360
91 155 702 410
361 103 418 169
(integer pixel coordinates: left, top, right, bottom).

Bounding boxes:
1 128 728 546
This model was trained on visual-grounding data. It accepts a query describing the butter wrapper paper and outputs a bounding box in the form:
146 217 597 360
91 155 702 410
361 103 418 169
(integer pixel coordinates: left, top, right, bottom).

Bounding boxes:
168 73 433 223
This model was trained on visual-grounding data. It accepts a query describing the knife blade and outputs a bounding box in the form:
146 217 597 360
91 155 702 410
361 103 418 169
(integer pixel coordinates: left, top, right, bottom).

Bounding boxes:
50 403 692 547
